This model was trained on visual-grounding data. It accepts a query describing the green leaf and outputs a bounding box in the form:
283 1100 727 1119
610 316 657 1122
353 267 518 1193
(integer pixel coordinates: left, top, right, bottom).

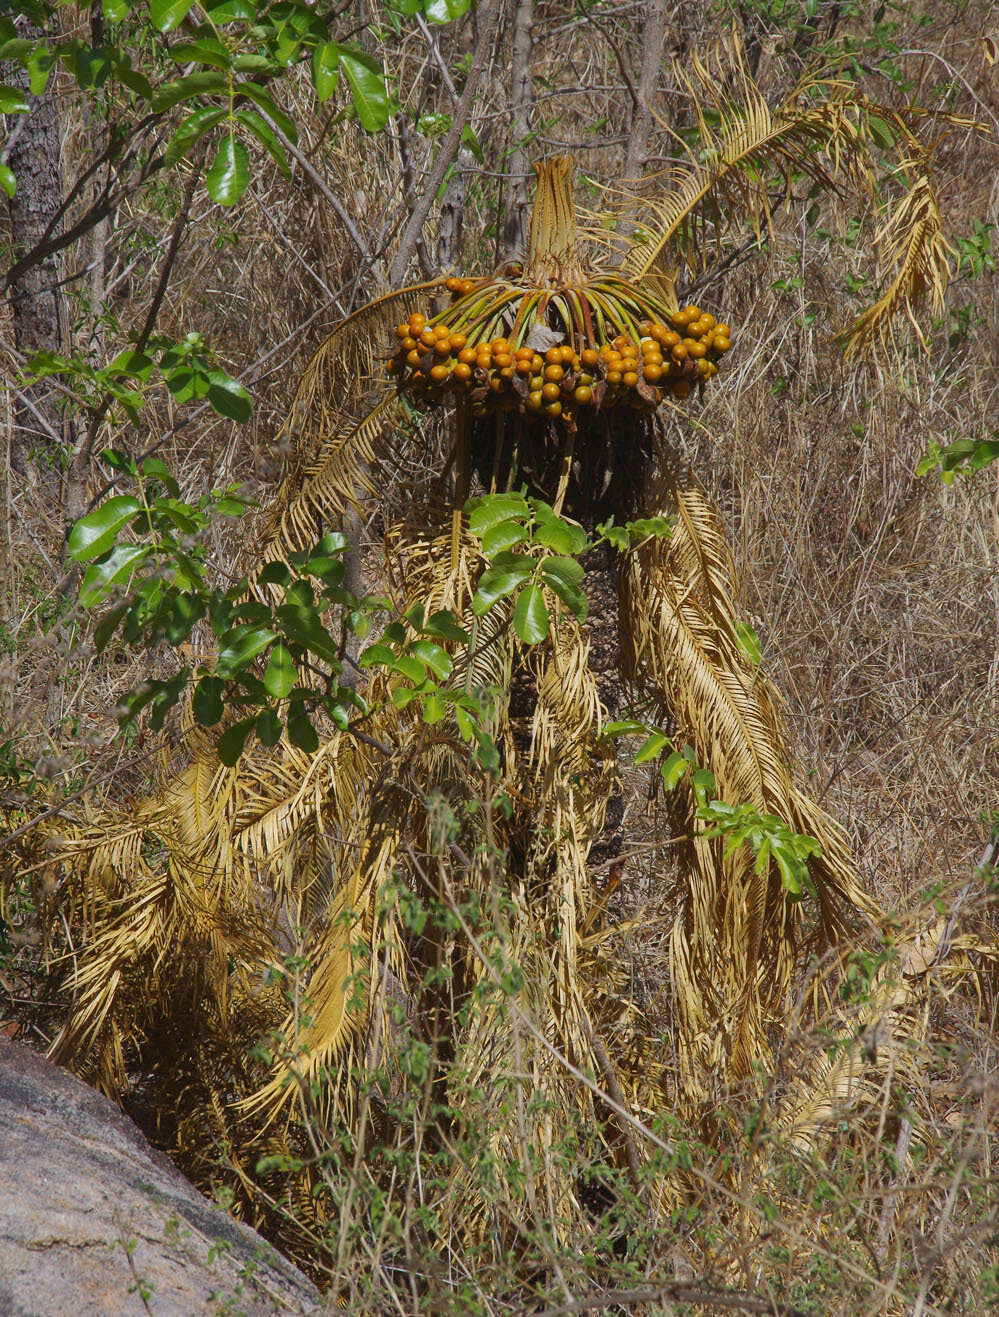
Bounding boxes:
256 707 283 746
264 643 296 697
203 0 256 18
535 518 587 556
481 520 528 558
460 123 483 164
635 730 669 765
112 57 153 101
206 371 252 419
258 560 290 586
541 571 587 621
152 71 228 111
409 639 452 680
79 543 147 606
541 556 587 620
735 621 762 666
424 0 472 22
217 624 277 677
467 492 529 536
235 107 290 175
867 114 895 150
472 562 533 615
0 162 15 199
627 515 674 542
217 717 255 765
276 603 340 665
660 751 688 791
67 496 143 562
773 846 803 896
103 0 129 20
0 85 30 115
206 134 250 206
691 767 716 804
338 48 389 132
234 80 298 144
165 106 227 167
140 456 179 493
513 584 548 644
359 642 396 669
394 653 426 684
94 603 128 651
423 610 470 644
193 675 226 726
232 54 276 75
603 719 648 738
150 0 196 31
287 708 319 752
167 37 231 69
26 47 55 96
422 689 446 724
313 41 340 102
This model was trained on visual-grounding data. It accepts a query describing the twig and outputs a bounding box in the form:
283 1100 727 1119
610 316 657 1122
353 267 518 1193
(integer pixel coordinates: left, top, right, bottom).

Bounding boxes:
389 0 501 285
249 105 371 262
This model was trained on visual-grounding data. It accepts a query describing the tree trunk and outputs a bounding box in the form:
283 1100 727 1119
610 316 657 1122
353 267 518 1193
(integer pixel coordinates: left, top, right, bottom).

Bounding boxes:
3 27 65 474
502 0 534 257
618 0 666 246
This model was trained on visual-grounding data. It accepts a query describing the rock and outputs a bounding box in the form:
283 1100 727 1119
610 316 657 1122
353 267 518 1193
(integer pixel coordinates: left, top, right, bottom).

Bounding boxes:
0 1037 320 1316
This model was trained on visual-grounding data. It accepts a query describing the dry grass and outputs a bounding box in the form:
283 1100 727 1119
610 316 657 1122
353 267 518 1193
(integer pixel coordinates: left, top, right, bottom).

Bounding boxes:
2 1 998 1312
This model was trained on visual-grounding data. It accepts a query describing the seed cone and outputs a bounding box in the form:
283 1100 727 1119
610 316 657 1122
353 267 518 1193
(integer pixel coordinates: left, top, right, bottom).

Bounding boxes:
387 158 733 431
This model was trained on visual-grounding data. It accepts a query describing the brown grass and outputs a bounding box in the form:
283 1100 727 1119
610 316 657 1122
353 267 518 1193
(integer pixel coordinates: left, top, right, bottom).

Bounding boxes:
2 1 997 1312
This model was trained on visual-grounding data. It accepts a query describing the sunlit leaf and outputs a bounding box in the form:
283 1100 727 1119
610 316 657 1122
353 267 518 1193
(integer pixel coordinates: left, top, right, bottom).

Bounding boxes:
338 48 389 132
513 584 548 644
264 643 296 698
205 134 250 206
67 496 142 562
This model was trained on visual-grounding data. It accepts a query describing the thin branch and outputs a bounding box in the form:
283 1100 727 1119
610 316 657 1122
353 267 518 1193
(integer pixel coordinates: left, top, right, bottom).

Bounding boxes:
250 105 371 261
389 0 502 285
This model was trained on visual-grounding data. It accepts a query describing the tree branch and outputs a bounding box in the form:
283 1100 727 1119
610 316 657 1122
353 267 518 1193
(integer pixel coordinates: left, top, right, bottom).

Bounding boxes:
389 0 501 286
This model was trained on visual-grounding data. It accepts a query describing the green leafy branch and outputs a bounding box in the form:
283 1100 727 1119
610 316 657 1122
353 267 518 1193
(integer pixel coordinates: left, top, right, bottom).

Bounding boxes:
69 485 673 771
602 726 820 899
24 331 252 430
467 491 675 646
0 0 469 207
916 434 999 484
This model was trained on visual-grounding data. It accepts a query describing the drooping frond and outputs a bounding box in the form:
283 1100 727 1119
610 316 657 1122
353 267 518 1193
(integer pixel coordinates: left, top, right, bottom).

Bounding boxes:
620 40 954 353
256 392 408 565
843 170 954 354
622 48 863 280
265 280 445 536
619 445 879 1096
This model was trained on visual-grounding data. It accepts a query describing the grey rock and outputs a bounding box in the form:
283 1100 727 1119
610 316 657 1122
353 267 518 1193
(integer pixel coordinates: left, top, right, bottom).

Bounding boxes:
0 1037 320 1316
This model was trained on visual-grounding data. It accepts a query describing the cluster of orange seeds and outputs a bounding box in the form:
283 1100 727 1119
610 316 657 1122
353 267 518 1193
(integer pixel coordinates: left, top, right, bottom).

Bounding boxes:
386 302 732 420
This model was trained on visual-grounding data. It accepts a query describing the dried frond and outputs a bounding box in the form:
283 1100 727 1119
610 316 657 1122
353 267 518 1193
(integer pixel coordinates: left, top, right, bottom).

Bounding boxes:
273 279 446 479
619 445 879 1096
621 39 954 354
843 170 955 354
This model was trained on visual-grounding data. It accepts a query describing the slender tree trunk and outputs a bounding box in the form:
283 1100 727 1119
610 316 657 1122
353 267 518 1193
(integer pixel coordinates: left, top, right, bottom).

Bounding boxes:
437 143 475 272
502 0 534 257
4 31 65 474
622 0 666 189
389 0 501 285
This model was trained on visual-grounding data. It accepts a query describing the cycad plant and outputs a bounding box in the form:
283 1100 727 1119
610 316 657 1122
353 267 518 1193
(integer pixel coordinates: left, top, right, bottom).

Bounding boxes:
32 43 969 1280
